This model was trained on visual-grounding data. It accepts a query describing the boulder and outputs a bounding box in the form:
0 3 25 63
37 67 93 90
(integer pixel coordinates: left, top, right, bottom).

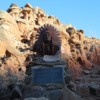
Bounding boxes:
0 10 25 57
0 10 21 38
25 3 33 8
22 85 45 98
89 45 100 65
89 83 100 96
60 86 81 100
44 89 62 100
78 84 90 97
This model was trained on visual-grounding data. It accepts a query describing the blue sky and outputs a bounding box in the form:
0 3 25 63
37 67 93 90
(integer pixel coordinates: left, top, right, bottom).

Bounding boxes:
0 0 100 39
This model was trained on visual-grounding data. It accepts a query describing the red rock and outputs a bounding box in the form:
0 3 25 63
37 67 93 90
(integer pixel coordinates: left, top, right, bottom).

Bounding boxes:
0 3 100 79
89 45 100 65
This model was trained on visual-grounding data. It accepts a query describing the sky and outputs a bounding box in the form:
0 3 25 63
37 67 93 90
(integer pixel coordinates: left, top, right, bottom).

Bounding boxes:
0 0 100 39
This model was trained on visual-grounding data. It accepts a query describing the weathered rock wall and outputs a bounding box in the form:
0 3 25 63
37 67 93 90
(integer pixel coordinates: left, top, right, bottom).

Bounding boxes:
0 3 100 77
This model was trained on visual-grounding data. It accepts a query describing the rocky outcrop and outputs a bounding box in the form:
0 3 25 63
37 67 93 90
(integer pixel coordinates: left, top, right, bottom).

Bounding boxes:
0 10 28 78
0 3 100 78
0 3 100 100
88 44 100 65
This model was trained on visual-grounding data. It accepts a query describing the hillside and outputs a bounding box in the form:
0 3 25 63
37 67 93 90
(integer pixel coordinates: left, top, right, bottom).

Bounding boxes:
0 3 100 100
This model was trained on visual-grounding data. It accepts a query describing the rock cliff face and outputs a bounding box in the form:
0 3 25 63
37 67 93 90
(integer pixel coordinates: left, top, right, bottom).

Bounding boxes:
0 3 100 78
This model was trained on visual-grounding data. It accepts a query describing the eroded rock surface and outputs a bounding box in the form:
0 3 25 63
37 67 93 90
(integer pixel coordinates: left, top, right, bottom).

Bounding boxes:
0 3 100 100
0 2 99 78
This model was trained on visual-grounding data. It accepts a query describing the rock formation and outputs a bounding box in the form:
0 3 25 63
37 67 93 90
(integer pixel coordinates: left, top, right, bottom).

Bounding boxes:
0 3 100 100
0 3 100 78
